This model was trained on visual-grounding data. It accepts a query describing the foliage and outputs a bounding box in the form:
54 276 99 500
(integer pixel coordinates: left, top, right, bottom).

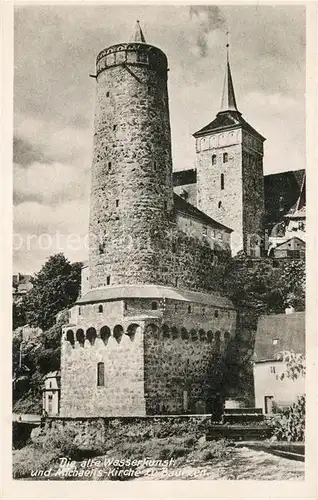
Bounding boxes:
12 446 57 479
223 255 305 314
13 302 27 330
21 253 82 330
276 351 306 381
271 395 305 442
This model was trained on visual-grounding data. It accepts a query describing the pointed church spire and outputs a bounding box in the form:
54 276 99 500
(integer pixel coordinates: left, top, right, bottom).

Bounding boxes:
220 32 238 113
132 20 146 43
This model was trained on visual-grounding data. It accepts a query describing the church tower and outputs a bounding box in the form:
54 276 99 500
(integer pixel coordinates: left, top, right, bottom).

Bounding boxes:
89 21 173 289
194 40 266 255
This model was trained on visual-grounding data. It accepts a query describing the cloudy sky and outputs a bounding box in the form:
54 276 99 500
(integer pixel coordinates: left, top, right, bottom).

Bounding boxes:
13 4 306 274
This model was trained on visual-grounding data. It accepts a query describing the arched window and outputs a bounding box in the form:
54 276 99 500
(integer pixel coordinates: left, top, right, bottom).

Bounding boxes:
98 304 103 313
224 331 231 344
151 301 158 310
162 324 170 338
97 362 105 386
223 152 228 163
221 173 224 190
171 326 179 339
113 324 124 343
66 329 75 346
126 323 139 340
190 329 198 340
212 154 217 166
145 323 159 339
76 329 85 347
181 327 189 340
100 326 111 344
198 329 206 341
207 330 214 343
86 327 97 345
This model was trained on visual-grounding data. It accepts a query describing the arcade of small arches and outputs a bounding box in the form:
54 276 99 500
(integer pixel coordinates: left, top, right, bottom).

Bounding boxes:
65 323 232 348
144 323 231 346
65 323 140 347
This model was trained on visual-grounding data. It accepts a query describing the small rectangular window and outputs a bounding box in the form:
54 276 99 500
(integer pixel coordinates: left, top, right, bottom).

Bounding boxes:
97 362 105 386
106 91 110 97
106 275 110 285
115 199 119 207
212 155 217 166
113 125 117 131
223 152 228 163
108 161 111 170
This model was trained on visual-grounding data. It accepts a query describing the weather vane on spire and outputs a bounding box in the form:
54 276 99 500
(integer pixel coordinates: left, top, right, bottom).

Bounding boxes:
226 30 230 61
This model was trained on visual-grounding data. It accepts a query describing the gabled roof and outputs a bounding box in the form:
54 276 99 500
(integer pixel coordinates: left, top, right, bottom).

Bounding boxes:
174 193 232 232
254 312 305 362
193 110 265 141
274 236 305 250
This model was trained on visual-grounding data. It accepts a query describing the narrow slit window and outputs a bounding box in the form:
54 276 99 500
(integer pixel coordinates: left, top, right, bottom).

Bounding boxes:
223 152 228 163
106 275 111 285
108 161 111 170
116 199 119 207
97 362 105 386
113 125 117 131
218 201 222 209
221 173 224 190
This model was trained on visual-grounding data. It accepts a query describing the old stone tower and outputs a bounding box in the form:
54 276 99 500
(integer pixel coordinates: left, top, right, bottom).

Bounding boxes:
60 23 237 418
89 21 173 289
194 45 266 255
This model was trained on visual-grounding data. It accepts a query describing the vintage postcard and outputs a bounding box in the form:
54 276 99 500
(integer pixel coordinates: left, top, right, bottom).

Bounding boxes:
1 1 317 498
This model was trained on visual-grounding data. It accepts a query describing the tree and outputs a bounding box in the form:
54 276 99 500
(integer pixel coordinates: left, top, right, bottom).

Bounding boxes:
22 254 82 330
271 351 306 442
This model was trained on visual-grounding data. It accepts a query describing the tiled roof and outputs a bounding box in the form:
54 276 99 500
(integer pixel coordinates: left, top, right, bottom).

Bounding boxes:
174 193 232 232
173 169 197 187
264 169 305 226
193 110 265 141
77 284 234 309
254 312 305 362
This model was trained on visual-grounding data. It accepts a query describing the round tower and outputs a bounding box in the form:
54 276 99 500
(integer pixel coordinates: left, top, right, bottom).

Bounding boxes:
89 22 174 289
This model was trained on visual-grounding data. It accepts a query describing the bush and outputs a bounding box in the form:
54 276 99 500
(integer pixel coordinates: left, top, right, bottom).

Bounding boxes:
12 446 57 479
271 395 305 442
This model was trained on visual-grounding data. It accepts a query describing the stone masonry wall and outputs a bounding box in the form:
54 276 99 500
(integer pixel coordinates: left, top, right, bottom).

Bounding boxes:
196 128 265 255
143 304 237 415
60 322 146 417
196 130 244 254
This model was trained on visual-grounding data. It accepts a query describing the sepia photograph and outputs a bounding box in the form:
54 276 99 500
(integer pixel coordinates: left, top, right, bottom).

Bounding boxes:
10 2 310 485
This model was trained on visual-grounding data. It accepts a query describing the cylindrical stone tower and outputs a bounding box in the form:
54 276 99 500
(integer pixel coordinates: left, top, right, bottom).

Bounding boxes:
89 22 174 289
